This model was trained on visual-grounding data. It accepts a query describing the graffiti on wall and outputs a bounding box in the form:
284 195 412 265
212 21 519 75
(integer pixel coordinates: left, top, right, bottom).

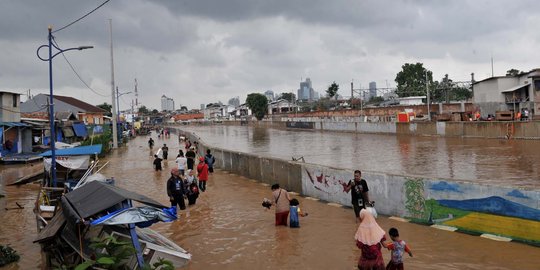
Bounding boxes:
403 179 540 242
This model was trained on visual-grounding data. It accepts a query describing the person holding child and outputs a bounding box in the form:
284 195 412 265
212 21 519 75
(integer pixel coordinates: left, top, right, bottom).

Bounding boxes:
384 227 413 270
271 184 291 226
355 208 386 270
289 198 307 228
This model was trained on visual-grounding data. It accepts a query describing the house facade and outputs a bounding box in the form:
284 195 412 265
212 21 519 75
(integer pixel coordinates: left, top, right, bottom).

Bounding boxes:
0 91 33 154
473 69 540 118
20 93 107 124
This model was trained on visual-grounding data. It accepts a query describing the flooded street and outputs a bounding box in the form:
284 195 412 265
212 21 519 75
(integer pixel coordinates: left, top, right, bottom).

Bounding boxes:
184 125 540 189
0 135 539 269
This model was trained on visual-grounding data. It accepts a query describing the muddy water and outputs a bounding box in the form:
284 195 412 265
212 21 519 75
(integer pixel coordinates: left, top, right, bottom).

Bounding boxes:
184 125 540 189
1 136 539 269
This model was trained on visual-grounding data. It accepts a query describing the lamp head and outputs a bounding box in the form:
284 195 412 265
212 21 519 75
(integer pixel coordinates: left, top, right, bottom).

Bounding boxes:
78 46 94 50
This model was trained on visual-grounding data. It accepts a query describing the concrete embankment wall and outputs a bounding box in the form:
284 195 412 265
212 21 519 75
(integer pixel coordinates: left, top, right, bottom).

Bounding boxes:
223 119 540 139
180 128 540 244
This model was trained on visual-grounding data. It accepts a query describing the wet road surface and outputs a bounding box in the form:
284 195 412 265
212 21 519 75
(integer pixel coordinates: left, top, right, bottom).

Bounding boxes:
0 135 539 269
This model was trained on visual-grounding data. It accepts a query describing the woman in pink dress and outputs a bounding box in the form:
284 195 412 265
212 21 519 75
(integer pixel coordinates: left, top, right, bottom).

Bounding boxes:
354 208 386 270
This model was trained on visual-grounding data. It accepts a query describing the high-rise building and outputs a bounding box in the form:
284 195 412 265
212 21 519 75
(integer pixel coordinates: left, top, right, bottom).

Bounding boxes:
160 95 175 111
200 104 206 110
228 96 240 107
264 90 274 101
298 78 314 101
369 82 377 100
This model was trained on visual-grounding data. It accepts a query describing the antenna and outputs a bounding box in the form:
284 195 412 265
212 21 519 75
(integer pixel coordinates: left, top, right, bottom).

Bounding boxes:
134 78 139 108
491 54 494 77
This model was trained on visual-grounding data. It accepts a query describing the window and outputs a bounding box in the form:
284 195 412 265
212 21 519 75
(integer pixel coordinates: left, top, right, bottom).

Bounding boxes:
12 95 17 107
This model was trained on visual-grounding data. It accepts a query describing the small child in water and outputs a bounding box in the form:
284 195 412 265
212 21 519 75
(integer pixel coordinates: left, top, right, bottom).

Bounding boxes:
289 198 307 228
384 227 413 270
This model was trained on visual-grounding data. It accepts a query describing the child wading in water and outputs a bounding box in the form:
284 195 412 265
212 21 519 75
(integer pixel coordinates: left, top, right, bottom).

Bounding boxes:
384 227 413 270
289 198 307 228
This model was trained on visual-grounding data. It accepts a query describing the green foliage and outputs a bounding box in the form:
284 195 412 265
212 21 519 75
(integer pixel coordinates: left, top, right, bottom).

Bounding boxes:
81 130 112 154
395 63 432 97
74 235 136 270
431 75 472 102
246 93 268 120
0 245 20 267
142 258 175 270
404 177 426 219
138 106 150 114
279 92 296 102
97 103 113 117
326 81 339 100
506 68 524 76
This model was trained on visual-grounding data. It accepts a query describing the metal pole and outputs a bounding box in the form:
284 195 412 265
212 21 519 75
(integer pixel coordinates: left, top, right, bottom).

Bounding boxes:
110 19 118 149
116 86 120 123
426 71 431 121
48 26 57 187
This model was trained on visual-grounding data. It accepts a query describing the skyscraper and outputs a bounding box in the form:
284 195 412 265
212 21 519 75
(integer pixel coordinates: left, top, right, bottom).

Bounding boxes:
298 78 314 101
228 96 240 107
369 82 377 100
160 95 175 111
264 90 274 101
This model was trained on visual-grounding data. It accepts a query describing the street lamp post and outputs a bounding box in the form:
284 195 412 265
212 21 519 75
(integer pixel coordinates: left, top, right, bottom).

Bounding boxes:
116 87 132 122
37 26 93 187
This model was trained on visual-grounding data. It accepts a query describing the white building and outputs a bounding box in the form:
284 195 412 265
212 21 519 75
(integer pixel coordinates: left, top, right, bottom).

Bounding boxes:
160 95 175 112
267 99 298 114
399 96 426 105
473 69 540 117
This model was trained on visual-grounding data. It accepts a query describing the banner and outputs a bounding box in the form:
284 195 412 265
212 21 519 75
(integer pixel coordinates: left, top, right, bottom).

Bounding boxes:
44 155 90 172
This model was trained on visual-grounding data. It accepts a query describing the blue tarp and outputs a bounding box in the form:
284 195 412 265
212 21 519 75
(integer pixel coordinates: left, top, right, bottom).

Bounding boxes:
40 144 102 157
90 206 177 228
72 123 88 137
0 122 30 127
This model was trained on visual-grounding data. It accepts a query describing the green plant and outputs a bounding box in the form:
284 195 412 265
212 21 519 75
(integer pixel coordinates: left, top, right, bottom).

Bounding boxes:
81 131 112 155
0 245 20 267
74 235 135 270
142 258 175 270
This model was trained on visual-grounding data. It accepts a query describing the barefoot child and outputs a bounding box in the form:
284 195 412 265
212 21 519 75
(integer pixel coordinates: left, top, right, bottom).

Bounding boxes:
384 227 413 270
289 198 307 228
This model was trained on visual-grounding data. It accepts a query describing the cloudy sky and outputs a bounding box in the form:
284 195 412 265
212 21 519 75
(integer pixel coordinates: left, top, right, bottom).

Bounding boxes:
2 0 539 110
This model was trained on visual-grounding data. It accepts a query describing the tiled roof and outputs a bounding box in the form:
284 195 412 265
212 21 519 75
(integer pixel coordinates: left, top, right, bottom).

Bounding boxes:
51 94 107 113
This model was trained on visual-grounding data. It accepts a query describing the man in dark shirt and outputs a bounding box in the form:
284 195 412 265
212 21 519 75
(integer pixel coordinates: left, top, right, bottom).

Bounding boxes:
153 155 162 171
167 168 186 210
344 170 371 221
185 147 196 170
162 144 169 160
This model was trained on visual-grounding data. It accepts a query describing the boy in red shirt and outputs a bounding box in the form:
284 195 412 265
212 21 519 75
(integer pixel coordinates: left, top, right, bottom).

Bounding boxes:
197 156 209 192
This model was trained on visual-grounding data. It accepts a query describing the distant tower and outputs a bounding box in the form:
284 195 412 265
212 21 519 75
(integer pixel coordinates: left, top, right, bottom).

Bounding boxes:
369 82 377 100
134 78 139 112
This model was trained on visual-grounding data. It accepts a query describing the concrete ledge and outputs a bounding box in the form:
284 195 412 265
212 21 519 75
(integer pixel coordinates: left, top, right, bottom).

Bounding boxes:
480 234 512 242
431 224 458 232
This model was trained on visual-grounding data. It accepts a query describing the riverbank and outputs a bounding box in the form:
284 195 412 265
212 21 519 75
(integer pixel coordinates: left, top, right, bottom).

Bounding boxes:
178 126 540 245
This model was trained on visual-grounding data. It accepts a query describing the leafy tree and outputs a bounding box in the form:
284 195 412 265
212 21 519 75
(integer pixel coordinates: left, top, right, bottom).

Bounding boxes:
431 74 472 102
96 103 112 117
506 69 524 76
278 92 296 102
152 109 159 114
326 81 339 100
246 93 268 120
395 63 432 97
138 106 149 114
180 106 188 112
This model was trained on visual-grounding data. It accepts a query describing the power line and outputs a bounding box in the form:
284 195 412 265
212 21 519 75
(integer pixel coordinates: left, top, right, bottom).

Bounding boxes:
0 105 48 114
52 37 110 97
52 0 111 33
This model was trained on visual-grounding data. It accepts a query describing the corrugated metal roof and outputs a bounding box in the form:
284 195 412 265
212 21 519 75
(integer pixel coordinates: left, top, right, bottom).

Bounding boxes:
0 122 30 127
40 144 102 157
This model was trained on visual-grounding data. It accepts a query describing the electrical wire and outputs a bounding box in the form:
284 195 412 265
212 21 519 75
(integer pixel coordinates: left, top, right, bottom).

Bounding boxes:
0 105 48 114
52 0 111 34
52 37 111 98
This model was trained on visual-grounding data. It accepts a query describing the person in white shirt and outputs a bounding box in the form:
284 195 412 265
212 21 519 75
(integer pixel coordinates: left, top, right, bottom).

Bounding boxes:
175 150 187 176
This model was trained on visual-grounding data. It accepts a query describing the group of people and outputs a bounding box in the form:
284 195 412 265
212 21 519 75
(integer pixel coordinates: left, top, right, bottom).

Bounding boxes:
270 169 413 269
268 183 307 228
345 170 413 270
148 134 216 211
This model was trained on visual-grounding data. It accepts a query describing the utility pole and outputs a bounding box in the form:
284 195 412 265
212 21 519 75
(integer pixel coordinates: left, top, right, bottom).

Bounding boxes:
426 71 431 121
350 80 353 109
110 19 118 149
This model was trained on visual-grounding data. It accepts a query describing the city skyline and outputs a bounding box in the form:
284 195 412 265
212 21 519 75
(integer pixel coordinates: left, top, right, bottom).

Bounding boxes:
2 1 539 110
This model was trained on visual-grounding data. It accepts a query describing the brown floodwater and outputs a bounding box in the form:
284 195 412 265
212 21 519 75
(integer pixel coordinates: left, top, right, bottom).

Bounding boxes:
0 135 539 269
183 125 540 189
